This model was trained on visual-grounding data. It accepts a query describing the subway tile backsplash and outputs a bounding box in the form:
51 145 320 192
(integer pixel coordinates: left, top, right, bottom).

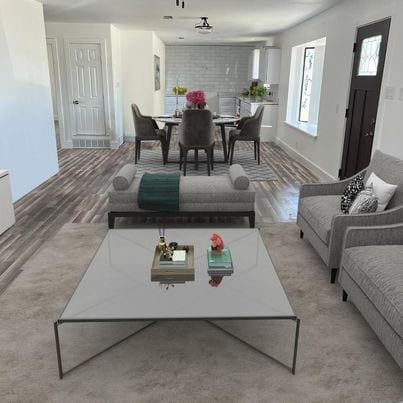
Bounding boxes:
166 45 254 95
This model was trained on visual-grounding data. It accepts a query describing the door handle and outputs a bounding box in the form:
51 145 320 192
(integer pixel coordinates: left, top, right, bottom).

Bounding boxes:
73 100 79 105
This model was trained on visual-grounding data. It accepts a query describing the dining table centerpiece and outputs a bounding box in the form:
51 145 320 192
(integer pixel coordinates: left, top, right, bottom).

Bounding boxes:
186 90 206 109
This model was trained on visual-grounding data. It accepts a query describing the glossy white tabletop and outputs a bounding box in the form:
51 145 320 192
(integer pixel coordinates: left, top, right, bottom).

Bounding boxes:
60 229 295 321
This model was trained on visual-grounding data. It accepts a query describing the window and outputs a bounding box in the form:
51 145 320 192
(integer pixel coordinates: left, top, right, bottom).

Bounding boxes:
358 35 382 76
285 37 326 137
299 47 315 122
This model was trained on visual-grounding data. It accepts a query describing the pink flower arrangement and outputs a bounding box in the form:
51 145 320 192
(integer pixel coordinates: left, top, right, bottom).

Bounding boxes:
186 90 206 106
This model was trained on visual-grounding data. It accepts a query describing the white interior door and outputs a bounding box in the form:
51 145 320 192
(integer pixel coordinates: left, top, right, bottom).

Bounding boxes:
68 43 106 137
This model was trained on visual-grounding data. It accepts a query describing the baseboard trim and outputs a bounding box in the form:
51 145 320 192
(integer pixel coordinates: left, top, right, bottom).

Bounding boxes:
124 135 135 143
276 138 336 182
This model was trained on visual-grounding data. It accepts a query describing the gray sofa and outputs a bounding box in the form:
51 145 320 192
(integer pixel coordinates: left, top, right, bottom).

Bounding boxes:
297 150 403 283
108 164 255 228
340 224 403 370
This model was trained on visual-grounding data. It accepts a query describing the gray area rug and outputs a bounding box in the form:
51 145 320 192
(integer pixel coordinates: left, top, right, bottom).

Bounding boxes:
0 223 402 402
135 149 278 181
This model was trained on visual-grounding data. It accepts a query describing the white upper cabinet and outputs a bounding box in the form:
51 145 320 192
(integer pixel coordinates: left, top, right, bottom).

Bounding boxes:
248 49 260 80
259 47 281 84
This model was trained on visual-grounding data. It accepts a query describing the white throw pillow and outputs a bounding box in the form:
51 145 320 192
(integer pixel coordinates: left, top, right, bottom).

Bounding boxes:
365 172 397 211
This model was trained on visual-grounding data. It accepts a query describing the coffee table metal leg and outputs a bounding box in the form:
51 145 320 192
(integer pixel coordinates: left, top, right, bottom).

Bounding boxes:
54 321 63 379
292 318 300 375
206 319 300 375
54 320 157 379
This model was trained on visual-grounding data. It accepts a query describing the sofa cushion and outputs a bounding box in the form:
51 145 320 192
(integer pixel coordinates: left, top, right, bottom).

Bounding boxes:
299 195 342 244
364 150 403 209
180 176 254 203
342 245 403 337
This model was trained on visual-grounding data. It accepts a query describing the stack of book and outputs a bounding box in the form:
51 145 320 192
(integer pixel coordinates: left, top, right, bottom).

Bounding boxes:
207 247 233 276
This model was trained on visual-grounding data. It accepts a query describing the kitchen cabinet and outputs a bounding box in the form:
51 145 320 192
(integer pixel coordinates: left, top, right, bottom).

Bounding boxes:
248 49 260 81
0 170 15 235
259 47 281 84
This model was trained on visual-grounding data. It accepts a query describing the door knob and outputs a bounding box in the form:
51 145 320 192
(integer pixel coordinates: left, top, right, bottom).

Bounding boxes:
73 100 79 105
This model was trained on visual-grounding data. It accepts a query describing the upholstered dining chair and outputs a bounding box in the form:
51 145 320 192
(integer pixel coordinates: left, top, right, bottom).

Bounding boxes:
178 109 216 176
131 104 167 164
228 105 264 165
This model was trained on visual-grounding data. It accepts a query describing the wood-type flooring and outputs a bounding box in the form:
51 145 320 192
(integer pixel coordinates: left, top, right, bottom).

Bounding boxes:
0 140 318 294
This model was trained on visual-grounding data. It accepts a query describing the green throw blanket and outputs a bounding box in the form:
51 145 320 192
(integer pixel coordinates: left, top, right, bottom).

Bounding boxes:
138 173 180 211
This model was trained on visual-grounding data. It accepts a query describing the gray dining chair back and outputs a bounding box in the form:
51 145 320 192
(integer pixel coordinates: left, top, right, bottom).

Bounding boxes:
229 105 264 164
178 109 216 176
131 103 166 164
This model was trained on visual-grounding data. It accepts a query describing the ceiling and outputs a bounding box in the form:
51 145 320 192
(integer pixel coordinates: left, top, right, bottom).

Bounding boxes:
40 0 344 44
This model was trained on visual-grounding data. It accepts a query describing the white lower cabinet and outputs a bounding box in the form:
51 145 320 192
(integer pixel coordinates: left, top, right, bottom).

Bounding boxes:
0 171 15 235
252 103 278 142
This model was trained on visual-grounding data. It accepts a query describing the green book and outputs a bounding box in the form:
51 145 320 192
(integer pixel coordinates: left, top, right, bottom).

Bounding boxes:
207 248 233 268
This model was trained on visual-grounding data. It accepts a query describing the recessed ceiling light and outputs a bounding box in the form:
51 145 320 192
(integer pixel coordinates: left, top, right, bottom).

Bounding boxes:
163 15 173 19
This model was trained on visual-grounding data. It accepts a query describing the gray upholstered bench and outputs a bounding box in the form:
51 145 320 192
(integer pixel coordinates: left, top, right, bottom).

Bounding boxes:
339 224 403 370
108 164 255 228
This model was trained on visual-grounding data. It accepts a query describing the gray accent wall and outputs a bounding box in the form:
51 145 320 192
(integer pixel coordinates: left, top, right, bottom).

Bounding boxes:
165 45 254 94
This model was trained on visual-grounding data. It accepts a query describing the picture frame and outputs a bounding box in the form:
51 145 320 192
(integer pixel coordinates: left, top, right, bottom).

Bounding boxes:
154 54 160 91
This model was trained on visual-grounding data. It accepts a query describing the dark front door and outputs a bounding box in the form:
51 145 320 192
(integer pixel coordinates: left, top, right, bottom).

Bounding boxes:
340 18 390 178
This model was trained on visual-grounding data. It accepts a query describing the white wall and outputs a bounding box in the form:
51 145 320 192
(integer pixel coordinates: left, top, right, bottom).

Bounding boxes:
119 29 166 137
275 0 403 180
0 0 58 201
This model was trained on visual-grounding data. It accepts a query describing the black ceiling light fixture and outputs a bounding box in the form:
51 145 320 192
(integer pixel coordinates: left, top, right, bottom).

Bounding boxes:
176 0 185 9
195 17 213 34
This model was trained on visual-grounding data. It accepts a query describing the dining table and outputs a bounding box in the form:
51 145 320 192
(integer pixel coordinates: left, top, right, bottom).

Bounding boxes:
153 114 240 164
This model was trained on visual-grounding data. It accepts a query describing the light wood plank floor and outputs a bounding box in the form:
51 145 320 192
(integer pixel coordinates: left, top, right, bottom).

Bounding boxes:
0 141 318 293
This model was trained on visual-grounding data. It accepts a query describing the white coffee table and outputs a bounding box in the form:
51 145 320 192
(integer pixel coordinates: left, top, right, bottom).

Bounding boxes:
54 228 300 378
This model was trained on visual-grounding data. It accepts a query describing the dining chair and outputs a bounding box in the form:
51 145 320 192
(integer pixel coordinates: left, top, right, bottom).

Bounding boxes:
131 104 167 164
178 109 216 176
228 105 264 165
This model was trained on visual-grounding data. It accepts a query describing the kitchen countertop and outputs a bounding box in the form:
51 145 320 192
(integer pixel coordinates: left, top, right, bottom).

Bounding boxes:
236 96 278 105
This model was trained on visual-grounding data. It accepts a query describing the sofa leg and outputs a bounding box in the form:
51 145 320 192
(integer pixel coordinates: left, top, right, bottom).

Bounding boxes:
300 230 304 239
248 211 255 228
330 268 338 284
342 290 348 301
108 213 115 229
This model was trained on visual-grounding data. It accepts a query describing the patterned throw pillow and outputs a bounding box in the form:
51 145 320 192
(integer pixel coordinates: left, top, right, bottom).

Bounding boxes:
341 174 364 214
349 186 378 214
